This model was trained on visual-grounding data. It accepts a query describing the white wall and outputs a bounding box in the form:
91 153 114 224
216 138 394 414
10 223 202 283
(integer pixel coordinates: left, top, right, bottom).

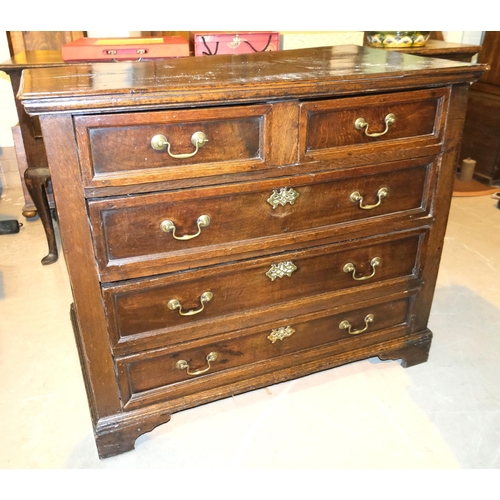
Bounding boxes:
443 31 483 44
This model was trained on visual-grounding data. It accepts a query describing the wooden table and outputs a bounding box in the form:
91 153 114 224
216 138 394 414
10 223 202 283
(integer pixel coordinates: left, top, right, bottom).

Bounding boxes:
375 39 481 62
0 50 82 264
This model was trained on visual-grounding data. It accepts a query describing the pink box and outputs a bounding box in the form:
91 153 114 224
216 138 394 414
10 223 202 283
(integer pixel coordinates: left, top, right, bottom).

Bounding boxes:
191 32 280 56
61 37 189 62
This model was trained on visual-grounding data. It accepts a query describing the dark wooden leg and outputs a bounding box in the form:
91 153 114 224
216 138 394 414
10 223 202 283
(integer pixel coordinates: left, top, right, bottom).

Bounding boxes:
378 330 433 368
24 167 58 265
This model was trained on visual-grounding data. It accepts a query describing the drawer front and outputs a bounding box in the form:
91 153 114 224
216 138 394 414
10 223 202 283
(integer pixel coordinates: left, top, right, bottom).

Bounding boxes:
90 158 433 281
300 88 448 161
103 230 426 350
75 104 272 188
116 296 412 408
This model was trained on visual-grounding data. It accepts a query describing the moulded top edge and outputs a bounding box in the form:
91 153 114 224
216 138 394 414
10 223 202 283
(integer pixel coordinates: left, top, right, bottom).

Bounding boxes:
17 45 488 115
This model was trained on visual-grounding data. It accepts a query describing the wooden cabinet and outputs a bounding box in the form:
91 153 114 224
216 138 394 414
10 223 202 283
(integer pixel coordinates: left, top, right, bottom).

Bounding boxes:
460 31 500 184
18 46 485 459
7 31 85 55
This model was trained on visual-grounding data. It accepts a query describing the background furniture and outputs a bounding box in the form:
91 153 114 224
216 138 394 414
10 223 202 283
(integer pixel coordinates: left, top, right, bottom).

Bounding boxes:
459 31 500 185
387 39 481 62
7 31 86 55
1 31 85 265
1 50 77 264
364 32 481 62
20 46 485 459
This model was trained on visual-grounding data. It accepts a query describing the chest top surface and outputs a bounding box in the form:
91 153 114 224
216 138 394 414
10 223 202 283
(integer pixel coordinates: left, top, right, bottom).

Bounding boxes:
18 45 486 115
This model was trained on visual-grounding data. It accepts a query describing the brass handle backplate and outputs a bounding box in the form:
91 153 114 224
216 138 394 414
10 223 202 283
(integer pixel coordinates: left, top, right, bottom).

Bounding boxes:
343 257 381 281
175 352 218 376
354 113 395 137
160 214 210 241
339 314 374 335
151 131 208 158
350 187 388 210
167 291 213 316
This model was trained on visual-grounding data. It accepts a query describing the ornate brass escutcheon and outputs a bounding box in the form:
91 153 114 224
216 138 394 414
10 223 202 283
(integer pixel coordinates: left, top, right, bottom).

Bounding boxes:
339 314 374 335
267 187 300 209
343 257 381 281
350 187 388 210
267 326 296 343
167 291 213 316
160 214 210 241
151 131 208 158
266 261 297 281
354 113 396 138
175 352 219 376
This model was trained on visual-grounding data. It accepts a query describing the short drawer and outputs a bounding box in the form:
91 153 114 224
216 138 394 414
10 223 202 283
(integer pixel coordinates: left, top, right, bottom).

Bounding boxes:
103 229 427 351
300 88 448 162
75 104 272 188
90 157 434 281
116 295 412 409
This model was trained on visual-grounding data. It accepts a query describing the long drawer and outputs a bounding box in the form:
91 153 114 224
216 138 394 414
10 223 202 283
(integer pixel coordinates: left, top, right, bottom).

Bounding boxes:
103 229 428 353
116 294 413 409
89 157 435 281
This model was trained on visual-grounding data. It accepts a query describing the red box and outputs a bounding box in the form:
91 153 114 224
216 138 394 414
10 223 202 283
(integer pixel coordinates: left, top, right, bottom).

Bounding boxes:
61 37 189 62
191 32 280 56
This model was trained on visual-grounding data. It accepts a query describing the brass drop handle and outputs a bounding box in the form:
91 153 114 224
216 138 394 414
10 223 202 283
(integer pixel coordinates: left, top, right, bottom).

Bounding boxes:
168 291 213 316
160 214 210 241
176 352 219 376
339 314 374 335
343 257 381 281
354 113 395 137
350 187 388 210
151 131 208 158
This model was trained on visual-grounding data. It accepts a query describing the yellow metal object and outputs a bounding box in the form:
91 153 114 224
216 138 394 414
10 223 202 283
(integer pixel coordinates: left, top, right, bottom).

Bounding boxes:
267 187 300 209
175 352 219 376
266 261 297 281
268 326 296 343
160 214 210 240
350 187 388 210
343 257 381 281
168 291 213 316
354 113 395 137
339 314 374 335
151 131 208 158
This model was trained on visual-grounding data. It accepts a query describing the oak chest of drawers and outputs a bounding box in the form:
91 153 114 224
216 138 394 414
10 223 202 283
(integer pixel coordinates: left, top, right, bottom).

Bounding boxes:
19 46 485 459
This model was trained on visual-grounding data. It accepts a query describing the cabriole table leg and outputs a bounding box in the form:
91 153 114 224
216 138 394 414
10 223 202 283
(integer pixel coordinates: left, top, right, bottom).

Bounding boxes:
24 167 58 265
